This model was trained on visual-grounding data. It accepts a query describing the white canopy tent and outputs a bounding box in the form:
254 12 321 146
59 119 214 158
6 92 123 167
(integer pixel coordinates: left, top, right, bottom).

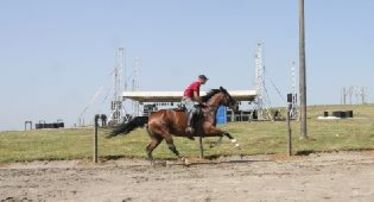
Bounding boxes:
121 90 257 102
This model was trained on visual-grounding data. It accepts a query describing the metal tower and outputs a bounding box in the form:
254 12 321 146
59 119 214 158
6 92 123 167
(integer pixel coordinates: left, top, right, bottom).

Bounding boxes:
290 61 298 119
341 86 368 105
109 48 125 125
253 43 273 120
131 57 141 116
341 87 347 105
360 87 368 104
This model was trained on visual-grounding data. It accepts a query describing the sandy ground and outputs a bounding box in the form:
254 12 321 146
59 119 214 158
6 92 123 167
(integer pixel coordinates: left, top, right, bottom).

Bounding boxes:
1 151 374 202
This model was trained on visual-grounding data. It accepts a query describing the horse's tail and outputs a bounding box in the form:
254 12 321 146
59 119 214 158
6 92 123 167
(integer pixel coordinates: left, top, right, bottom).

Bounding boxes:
107 116 148 138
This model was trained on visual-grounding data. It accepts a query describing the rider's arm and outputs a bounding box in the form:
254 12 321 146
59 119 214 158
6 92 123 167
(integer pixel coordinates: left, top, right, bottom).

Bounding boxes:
192 91 201 102
193 91 206 106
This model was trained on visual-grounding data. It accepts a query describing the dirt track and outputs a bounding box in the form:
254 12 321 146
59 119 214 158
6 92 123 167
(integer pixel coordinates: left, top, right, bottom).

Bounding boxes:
1 151 374 202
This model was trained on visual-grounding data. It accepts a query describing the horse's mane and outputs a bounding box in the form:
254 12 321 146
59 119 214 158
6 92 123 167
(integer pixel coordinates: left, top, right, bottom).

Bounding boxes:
201 88 224 102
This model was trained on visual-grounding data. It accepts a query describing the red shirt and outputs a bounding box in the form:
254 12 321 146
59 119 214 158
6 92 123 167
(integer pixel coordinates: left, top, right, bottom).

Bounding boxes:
183 81 201 98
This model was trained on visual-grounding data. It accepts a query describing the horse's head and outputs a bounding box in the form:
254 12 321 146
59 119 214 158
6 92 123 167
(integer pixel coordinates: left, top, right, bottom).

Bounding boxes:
218 86 238 111
202 87 238 111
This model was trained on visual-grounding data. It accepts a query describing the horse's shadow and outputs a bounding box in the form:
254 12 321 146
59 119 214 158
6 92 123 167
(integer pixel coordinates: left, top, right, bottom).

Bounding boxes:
182 159 269 166
166 155 272 166
99 154 271 166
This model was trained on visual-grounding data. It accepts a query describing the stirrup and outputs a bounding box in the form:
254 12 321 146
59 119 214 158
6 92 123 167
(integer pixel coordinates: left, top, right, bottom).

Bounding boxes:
185 127 195 140
185 127 195 134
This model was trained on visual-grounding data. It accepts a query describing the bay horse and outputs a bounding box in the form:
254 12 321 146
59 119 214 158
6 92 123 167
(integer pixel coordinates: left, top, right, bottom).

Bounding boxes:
108 86 240 163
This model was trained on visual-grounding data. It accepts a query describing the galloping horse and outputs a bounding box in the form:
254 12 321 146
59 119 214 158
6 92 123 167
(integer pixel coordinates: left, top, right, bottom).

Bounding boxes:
108 86 240 162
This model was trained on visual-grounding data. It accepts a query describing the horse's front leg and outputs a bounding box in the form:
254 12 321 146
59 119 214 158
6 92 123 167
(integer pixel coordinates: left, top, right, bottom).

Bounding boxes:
205 126 240 149
223 132 241 149
209 136 223 148
222 132 241 148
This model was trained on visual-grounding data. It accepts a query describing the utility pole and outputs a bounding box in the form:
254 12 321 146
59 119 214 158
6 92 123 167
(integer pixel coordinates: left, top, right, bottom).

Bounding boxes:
299 0 308 139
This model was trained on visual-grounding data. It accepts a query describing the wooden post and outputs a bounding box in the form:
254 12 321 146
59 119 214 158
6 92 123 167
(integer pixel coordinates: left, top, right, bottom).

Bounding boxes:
93 115 99 163
286 103 292 156
199 136 204 158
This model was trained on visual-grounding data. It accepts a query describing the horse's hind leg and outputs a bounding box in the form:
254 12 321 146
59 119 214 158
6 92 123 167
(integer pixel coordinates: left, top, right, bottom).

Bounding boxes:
145 136 162 163
145 128 163 163
164 136 190 164
164 136 181 158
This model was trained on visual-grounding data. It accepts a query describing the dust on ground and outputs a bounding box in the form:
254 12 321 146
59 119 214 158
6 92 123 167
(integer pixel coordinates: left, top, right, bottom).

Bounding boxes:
1 151 374 202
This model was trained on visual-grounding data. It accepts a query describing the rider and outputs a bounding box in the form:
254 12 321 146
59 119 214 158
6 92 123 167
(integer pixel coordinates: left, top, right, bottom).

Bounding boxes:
181 74 208 137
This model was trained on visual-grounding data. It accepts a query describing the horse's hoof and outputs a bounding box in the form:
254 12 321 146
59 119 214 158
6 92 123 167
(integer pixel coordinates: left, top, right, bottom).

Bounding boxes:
153 161 167 167
184 159 191 166
181 157 191 166
146 157 154 165
234 143 241 150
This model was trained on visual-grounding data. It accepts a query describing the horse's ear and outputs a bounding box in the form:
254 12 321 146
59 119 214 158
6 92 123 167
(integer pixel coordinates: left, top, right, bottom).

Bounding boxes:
220 86 227 92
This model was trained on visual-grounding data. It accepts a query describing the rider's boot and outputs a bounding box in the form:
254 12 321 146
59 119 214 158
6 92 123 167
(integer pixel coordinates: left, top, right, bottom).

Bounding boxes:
185 112 195 140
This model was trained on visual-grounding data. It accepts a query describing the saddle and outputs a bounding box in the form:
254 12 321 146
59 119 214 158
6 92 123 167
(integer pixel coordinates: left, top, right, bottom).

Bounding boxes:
173 104 187 112
175 104 203 113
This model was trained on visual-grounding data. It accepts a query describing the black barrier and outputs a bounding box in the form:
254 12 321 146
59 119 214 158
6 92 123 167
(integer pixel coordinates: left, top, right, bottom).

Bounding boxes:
35 120 65 129
332 111 346 118
326 110 354 119
24 121 32 131
346 110 353 118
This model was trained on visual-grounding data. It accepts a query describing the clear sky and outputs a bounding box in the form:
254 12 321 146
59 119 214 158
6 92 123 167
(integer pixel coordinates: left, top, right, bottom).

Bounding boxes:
0 0 373 131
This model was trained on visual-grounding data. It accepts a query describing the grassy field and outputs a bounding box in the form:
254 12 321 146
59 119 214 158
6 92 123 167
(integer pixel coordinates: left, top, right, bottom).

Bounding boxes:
1 104 373 163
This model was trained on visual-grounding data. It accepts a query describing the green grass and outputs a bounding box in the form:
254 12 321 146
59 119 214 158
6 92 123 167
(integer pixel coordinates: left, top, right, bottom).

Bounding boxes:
1 104 374 163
